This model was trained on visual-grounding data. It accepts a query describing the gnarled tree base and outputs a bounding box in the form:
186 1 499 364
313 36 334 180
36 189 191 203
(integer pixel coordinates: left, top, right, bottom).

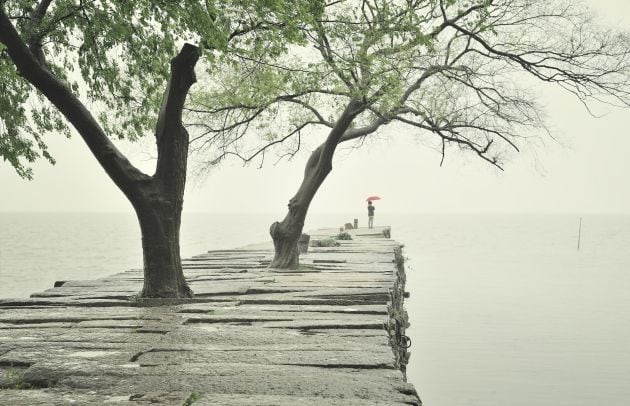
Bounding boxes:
270 221 300 269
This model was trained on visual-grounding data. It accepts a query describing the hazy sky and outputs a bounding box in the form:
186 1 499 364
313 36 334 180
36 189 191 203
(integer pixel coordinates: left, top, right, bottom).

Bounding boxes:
1 0 629 215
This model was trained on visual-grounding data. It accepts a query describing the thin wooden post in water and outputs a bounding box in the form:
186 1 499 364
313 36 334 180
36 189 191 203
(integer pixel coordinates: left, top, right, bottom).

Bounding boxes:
577 216 582 250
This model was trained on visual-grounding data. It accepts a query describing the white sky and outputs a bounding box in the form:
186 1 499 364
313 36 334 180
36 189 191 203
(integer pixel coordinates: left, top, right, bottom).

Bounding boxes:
1 0 629 215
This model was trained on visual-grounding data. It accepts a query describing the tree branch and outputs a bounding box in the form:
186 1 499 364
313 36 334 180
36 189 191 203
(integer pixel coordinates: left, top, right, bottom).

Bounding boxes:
395 114 504 170
0 8 150 195
155 44 201 183
24 0 53 65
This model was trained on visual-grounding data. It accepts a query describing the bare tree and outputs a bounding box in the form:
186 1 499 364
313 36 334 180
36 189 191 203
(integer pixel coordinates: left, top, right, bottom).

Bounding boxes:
188 0 630 268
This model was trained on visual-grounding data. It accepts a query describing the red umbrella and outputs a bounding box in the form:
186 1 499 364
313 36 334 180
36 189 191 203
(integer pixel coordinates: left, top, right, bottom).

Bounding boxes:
366 196 381 202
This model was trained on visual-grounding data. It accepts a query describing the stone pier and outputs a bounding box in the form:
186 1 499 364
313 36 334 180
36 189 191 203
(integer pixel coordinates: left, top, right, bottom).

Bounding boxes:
0 226 420 405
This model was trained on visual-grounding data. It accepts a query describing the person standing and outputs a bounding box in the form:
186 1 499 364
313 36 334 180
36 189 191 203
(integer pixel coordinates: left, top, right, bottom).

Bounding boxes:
367 200 375 229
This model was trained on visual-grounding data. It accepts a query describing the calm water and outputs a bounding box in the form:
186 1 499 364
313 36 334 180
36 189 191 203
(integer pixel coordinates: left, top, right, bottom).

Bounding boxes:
1 212 629 405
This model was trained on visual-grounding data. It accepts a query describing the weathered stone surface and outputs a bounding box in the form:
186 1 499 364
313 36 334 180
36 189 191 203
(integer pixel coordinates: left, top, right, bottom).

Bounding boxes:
0 226 419 405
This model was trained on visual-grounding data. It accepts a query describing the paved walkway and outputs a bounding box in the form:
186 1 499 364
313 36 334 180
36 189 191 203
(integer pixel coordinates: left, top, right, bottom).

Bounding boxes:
0 226 420 405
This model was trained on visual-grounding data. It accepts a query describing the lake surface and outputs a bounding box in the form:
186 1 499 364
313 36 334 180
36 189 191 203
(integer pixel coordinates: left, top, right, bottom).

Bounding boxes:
1 212 628 405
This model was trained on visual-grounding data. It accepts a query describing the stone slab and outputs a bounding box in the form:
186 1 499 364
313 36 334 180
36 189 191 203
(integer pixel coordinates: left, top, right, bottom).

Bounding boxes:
0 227 420 405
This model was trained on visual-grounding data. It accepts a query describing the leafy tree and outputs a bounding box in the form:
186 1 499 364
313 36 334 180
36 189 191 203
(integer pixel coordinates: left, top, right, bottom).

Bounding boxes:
0 0 319 296
190 0 630 268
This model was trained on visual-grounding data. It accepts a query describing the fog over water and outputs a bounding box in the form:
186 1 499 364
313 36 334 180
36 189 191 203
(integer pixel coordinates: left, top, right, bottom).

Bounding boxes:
1 212 629 405
400 214 630 406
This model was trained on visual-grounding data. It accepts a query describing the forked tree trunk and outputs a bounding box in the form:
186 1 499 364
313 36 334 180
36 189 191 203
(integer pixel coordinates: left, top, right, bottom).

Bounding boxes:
270 100 364 269
132 44 198 298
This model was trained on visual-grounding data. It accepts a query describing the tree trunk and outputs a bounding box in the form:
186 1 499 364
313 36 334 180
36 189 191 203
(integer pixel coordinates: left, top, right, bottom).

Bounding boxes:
269 172 322 268
135 196 191 298
270 100 364 269
269 220 301 269
133 43 199 298
270 191 311 269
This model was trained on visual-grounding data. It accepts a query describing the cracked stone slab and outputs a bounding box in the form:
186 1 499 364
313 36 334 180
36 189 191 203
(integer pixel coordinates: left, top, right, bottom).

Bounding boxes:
0 226 420 405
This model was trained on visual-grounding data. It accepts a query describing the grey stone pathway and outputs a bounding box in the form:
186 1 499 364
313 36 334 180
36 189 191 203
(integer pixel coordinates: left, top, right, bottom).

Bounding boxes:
0 226 420 405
